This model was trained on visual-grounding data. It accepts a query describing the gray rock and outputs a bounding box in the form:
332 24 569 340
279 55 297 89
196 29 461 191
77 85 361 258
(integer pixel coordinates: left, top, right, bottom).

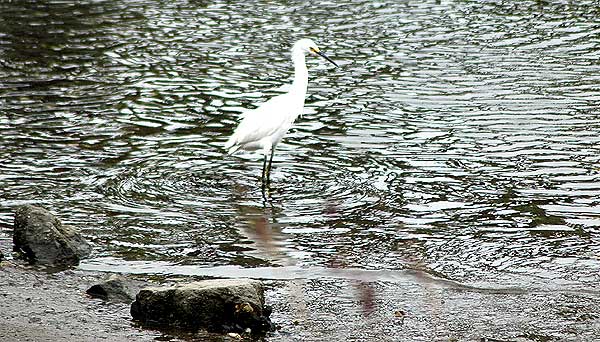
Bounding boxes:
130 278 274 334
13 205 91 266
86 274 136 303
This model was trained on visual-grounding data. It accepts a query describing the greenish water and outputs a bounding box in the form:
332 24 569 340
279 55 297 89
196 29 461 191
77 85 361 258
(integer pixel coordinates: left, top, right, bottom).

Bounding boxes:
1 0 600 340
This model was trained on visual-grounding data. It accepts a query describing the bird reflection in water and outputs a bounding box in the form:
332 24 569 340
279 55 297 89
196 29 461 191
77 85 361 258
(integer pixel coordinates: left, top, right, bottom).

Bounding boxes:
232 183 385 321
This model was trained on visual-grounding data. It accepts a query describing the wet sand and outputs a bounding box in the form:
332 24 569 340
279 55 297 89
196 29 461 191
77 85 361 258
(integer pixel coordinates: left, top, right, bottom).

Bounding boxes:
0 261 160 342
2 259 600 342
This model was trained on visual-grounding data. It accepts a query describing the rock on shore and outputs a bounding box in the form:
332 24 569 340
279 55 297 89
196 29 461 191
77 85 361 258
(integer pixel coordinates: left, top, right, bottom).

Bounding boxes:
13 205 91 266
86 274 137 303
130 278 274 335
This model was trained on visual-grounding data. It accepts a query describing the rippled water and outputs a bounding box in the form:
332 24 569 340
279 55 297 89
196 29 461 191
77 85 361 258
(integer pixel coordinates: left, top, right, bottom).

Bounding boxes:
1 0 600 294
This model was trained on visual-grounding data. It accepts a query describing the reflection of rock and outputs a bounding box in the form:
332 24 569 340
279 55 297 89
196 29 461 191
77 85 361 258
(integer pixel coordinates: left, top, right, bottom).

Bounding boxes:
87 274 136 303
130 279 274 335
13 205 91 266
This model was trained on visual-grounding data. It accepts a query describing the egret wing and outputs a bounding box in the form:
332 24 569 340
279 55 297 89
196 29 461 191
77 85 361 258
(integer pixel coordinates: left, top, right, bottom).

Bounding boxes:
226 93 296 150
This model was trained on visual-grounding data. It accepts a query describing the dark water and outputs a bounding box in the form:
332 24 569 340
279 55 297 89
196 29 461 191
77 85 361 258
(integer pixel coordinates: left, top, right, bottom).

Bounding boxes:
1 0 600 333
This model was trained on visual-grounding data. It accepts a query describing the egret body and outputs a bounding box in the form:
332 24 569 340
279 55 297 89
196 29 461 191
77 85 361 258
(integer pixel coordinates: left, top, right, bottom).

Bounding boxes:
224 38 338 184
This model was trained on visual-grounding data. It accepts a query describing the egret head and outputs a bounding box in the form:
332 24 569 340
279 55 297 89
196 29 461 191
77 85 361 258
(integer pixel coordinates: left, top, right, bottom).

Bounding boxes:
292 38 338 67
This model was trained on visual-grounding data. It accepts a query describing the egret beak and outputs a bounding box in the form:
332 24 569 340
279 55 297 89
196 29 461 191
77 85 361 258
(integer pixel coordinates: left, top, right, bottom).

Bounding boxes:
316 50 339 68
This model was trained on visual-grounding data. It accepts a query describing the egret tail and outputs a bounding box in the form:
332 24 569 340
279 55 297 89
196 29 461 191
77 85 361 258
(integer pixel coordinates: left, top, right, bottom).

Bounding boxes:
224 136 239 155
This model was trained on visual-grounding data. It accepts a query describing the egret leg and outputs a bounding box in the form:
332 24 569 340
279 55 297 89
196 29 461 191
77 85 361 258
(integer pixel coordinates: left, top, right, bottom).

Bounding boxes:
265 148 275 183
261 153 268 183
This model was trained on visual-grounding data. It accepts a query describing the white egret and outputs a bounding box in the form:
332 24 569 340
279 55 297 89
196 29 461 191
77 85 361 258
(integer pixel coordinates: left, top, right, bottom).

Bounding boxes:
224 38 338 184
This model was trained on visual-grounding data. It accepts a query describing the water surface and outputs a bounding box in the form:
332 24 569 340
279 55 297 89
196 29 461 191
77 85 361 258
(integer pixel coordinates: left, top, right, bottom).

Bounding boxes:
1 0 599 314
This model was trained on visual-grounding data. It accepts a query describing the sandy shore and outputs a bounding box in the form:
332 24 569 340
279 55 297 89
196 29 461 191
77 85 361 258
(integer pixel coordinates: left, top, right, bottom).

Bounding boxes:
2 258 600 342
0 261 162 342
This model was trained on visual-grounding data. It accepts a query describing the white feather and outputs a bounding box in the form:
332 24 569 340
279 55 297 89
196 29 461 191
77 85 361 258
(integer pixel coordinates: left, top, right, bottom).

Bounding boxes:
224 92 301 155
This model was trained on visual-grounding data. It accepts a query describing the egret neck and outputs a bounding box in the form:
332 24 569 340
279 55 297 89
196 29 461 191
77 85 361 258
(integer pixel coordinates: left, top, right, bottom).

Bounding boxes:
290 48 309 103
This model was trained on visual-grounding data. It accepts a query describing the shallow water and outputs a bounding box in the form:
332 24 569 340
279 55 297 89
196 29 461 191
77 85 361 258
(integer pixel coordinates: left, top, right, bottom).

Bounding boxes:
1 0 599 311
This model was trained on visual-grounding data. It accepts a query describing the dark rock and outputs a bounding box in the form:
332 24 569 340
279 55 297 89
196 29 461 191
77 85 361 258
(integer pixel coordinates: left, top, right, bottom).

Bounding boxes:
130 278 274 335
13 205 91 266
87 274 136 303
